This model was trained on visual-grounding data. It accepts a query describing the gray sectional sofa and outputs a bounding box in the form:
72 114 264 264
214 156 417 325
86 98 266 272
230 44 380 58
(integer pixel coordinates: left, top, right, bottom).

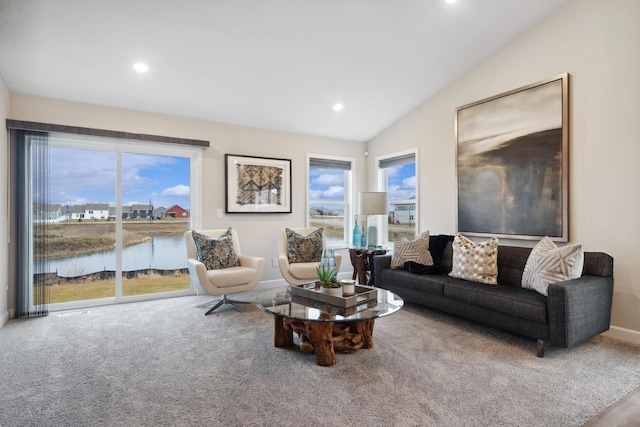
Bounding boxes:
373 235 614 357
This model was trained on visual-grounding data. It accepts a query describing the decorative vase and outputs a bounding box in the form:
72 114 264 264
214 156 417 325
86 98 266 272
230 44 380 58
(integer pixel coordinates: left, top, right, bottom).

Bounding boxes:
320 248 336 272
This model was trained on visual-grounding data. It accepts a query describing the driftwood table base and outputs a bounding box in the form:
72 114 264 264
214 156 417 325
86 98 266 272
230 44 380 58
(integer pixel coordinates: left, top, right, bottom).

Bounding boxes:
275 317 376 366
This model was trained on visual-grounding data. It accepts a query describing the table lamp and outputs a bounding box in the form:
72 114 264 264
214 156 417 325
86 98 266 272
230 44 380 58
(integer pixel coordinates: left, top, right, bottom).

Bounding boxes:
359 192 388 248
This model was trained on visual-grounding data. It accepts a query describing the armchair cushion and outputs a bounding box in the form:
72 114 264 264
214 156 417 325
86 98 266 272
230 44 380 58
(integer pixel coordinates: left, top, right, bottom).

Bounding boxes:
192 229 238 270
286 228 323 263
206 266 259 288
289 262 321 280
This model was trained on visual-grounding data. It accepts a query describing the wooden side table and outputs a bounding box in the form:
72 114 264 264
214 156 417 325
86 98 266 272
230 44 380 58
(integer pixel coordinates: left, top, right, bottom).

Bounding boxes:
349 248 387 286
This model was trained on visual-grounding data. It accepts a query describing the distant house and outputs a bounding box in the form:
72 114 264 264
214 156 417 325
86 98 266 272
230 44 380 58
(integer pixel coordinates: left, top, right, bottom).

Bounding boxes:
154 206 166 219
121 205 133 219
85 203 109 220
131 204 153 219
164 205 189 218
106 206 136 220
69 205 86 220
33 204 63 222
391 202 416 225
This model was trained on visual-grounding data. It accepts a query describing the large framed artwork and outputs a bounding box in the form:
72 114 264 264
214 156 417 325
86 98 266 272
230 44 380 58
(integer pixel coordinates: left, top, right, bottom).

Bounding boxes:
225 154 292 213
456 73 569 241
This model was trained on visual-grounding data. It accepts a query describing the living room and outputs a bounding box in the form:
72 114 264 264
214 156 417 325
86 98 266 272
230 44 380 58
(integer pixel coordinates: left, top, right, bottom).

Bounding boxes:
0 0 639 425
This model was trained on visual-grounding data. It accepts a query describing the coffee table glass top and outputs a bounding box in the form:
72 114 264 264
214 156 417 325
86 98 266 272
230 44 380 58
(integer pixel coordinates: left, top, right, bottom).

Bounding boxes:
255 285 404 322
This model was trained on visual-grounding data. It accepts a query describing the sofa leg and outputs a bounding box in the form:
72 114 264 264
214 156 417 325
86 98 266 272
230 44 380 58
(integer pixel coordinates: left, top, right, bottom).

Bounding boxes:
537 339 546 358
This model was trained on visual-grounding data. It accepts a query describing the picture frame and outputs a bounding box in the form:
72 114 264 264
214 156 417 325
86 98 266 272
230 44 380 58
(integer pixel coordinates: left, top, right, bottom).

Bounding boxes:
455 73 569 241
225 154 292 214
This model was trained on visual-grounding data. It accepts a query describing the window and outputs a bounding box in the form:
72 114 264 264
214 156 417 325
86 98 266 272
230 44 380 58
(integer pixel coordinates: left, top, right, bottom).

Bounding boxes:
307 155 353 246
377 150 417 243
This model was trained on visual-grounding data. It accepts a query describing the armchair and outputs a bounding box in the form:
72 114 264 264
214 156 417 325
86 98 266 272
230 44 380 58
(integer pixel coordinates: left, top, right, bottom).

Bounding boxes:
184 229 265 314
278 227 342 286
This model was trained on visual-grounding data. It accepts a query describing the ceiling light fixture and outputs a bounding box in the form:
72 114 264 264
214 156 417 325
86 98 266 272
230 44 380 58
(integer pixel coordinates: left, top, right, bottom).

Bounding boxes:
133 62 149 73
333 103 344 112
445 0 458 3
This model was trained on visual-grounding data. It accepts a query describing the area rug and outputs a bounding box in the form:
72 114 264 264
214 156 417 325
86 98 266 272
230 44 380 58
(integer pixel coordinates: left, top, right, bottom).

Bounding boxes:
1 292 639 426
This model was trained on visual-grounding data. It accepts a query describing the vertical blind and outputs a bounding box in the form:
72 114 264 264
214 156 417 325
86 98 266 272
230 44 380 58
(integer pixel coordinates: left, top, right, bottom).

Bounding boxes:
15 130 50 317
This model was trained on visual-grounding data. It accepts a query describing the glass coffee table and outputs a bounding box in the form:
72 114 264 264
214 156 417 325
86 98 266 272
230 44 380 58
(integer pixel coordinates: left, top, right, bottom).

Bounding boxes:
255 285 404 366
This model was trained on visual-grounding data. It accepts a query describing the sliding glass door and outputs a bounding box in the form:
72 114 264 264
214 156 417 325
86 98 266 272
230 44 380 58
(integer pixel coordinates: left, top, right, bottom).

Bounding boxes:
41 134 198 309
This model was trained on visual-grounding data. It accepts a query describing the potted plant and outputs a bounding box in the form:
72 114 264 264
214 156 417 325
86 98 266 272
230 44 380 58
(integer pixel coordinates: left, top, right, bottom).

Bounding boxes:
316 265 342 297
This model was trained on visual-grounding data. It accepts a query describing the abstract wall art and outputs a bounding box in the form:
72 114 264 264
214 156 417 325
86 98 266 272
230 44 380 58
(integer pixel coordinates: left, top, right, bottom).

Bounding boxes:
455 73 569 241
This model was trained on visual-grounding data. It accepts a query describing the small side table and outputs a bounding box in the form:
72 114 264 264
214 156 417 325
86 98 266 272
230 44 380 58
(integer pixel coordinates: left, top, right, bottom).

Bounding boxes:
349 248 387 286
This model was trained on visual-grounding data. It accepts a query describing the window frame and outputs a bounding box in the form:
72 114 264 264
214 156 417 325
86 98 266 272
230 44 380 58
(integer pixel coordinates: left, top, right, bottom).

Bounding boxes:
306 154 355 248
376 148 419 246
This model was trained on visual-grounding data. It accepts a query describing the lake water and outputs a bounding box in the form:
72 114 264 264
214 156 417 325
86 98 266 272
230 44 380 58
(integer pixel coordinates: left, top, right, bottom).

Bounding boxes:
39 235 187 276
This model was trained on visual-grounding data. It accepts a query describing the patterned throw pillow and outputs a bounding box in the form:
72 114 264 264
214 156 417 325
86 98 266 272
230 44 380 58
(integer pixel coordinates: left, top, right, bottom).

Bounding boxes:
192 229 238 270
449 234 499 285
286 228 323 263
391 231 434 269
522 236 584 296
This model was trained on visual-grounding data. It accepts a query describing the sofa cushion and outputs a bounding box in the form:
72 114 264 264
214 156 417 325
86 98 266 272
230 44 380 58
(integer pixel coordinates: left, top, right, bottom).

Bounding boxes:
391 231 433 268
380 268 444 296
286 228 323 263
192 229 238 270
522 237 584 296
449 234 499 285
443 280 548 324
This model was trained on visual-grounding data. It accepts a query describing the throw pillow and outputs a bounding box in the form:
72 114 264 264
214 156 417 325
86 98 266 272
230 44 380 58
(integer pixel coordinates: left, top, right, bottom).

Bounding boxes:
521 236 584 296
286 228 323 263
449 233 499 285
391 231 434 269
192 229 238 270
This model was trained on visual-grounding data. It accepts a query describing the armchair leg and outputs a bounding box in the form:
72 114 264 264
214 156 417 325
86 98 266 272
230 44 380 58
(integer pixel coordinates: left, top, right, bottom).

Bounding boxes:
199 295 251 315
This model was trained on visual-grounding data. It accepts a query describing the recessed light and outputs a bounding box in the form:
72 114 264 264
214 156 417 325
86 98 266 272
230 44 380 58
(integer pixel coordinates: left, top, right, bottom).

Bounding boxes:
333 103 344 112
445 0 457 4
133 62 149 73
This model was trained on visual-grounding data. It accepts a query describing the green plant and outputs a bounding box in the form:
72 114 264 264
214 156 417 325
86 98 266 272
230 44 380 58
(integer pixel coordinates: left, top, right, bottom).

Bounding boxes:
316 265 340 288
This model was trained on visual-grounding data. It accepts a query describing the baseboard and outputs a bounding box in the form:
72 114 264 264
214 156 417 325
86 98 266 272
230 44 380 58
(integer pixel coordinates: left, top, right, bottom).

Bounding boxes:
603 326 640 346
0 310 9 328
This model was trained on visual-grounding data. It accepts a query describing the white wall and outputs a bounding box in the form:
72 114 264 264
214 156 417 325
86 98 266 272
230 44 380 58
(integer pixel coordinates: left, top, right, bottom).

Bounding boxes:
367 0 640 337
6 95 366 294
0 75 9 326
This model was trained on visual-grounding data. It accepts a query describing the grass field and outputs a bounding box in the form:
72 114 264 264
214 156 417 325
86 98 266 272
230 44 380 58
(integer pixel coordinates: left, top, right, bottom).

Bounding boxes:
48 273 190 303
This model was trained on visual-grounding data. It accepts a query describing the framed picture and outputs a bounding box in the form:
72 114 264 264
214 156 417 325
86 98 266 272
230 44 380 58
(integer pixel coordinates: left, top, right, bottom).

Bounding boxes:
225 154 292 214
455 73 569 241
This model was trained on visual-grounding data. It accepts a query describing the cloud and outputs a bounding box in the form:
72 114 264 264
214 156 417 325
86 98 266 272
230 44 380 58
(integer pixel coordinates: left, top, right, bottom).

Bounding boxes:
322 186 344 198
402 176 416 189
161 184 190 197
312 173 343 186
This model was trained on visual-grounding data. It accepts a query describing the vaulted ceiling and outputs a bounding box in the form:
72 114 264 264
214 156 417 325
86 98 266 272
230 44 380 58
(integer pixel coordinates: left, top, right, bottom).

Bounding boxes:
0 0 569 141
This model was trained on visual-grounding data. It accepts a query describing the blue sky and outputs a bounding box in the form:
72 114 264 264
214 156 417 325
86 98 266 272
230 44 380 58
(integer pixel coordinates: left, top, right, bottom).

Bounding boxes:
309 162 416 203
48 147 191 209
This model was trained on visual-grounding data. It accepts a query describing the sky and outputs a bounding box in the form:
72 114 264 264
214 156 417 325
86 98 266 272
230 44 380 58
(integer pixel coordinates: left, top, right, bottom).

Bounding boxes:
47 147 191 210
309 162 416 205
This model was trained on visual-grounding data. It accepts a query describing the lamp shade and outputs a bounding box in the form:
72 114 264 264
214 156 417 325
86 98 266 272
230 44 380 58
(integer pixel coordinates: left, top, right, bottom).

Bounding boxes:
359 192 388 215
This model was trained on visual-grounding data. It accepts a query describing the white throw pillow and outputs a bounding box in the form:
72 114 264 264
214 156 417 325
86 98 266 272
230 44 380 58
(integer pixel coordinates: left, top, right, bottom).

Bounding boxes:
449 234 499 285
391 231 433 269
522 236 584 296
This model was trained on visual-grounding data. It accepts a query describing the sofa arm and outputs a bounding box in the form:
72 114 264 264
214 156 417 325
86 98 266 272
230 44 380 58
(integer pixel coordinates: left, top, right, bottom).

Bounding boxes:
548 275 613 348
373 255 392 287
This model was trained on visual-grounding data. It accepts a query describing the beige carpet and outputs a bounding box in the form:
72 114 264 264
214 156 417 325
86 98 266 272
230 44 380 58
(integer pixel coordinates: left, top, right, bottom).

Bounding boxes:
1 292 639 426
